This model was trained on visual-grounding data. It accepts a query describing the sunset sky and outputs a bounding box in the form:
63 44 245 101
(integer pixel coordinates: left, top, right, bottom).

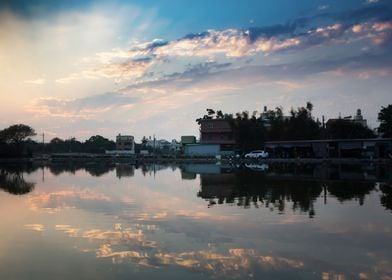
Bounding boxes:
1 0 391 142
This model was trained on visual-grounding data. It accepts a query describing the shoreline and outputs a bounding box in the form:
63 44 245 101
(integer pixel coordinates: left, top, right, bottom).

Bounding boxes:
0 155 391 165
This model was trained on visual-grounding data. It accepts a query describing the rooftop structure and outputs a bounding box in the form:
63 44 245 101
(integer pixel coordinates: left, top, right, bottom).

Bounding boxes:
326 108 368 128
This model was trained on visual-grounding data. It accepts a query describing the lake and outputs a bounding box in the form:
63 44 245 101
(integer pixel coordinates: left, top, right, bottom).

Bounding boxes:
0 162 391 279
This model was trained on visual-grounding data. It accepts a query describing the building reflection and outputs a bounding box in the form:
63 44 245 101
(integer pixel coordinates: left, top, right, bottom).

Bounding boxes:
1 162 391 214
189 163 392 216
116 164 135 178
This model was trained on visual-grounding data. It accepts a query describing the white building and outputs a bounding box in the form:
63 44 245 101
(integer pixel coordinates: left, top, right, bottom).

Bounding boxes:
145 138 181 152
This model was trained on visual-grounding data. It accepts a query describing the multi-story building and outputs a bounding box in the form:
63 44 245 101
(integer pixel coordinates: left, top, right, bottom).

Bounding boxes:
116 134 135 151
198 119 235 145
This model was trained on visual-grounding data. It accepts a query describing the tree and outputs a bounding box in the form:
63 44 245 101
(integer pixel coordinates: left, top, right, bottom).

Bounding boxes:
0 124 36 144
326 119 375 139
285 103 321 140
84 135 115 153
378 105 392 137
0 124 36 157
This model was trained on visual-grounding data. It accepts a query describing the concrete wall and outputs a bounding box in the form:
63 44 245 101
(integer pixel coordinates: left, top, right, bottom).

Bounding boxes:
184 144 220 156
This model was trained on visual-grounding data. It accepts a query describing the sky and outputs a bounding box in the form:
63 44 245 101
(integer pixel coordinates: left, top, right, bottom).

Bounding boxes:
0 0 391 142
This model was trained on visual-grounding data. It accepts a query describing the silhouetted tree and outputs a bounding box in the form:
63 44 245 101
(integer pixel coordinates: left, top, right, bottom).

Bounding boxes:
285 103 321 140
84 135 115 153
378 104 392 137
326 119 375 139
0 124 36 144
0 124 36 157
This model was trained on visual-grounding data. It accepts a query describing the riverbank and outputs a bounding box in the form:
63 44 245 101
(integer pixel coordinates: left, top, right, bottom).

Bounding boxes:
0 154 391 165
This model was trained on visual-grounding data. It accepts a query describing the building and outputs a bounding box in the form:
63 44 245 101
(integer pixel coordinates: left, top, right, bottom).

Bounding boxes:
116 134 135 152
145 138 181 153
181 136 196 145
264 138 392 159
326 108 368 129
170 139 181 152
199 119 235 145
259 106 291 129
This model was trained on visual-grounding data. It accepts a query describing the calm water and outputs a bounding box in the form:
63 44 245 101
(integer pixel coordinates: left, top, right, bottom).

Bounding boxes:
0 162 391 280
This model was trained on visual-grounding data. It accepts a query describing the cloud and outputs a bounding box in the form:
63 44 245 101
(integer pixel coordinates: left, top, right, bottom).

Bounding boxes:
318 5 329 11
28 92 139 119
24 78 46 85
66 7 392 87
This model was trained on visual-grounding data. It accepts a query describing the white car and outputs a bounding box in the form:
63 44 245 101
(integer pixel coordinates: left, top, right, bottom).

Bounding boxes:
244 150 269 159
245 163 269 171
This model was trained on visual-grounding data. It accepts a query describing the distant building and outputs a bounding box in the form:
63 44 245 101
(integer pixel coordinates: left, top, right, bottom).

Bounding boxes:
198 119 235 145
181 136 196 145
170 139 181 152
116 134 135 151
264 138 391 159
259 106 290 129
145 138 181 153
353 109 367 127
326 109 368 128
146 139 169 150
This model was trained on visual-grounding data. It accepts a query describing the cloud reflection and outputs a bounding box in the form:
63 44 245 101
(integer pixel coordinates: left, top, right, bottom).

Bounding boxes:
24 224 45 232
53 222 306 278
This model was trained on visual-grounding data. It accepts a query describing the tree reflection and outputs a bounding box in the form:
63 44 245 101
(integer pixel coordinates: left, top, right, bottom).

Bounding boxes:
380 183 392 212
48 162 115 177
198 172 323 217
327 181 374 205
196 163 390 217
0 168 35 195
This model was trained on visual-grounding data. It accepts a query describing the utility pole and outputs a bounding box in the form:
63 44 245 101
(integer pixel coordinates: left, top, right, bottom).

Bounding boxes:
42 132 45 155
153 134 156 156
42 132 45 182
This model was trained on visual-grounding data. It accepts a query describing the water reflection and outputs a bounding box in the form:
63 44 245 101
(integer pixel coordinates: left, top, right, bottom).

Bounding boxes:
1 162 391 280
380 183 392 212
0 166 35 195
184 163 392 215
1 162 391 214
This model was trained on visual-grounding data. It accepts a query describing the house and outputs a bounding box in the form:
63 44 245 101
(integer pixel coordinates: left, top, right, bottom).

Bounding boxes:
105 134 135 155
198 119 235 145
116 134 135 151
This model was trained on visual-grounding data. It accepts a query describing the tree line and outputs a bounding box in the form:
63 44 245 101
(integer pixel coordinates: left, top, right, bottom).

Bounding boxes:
196 103 392 151
0 124 115 157
0 104 391 157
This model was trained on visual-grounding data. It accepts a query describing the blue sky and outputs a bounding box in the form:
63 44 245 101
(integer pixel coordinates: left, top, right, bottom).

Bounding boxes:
0 0 391 141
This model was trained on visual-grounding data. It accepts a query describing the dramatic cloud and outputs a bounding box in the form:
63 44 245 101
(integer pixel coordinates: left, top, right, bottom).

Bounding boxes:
66 4 392 89
1 2 391 140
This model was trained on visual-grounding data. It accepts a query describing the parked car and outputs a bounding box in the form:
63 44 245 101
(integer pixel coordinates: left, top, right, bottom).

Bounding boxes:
244 150 269 159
